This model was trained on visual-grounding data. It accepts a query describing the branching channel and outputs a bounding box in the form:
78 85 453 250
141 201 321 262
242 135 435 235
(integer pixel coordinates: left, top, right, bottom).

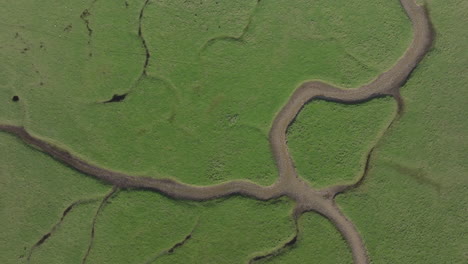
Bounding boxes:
326 94 404 198
1 1 433 264
26 196 103 263
248 217 300 263
81 187 119 264
100 0 152 103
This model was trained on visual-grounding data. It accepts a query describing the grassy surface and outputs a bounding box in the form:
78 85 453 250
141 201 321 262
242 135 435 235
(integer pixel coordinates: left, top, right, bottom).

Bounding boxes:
287 98 395 188
258 212 353 264
149 197 294 264
0 133 109 264
0 0 412 186
2 0 464 263
336 0 468 262
30 202 100 264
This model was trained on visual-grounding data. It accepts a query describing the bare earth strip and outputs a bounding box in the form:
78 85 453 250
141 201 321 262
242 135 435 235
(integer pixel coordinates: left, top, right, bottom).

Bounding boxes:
0 0 433 263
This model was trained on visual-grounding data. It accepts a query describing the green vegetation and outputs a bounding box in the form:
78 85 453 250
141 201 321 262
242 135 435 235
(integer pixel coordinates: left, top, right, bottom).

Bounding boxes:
287 98 395 188
258 212 352 264
0 133 109 263
0 0 412 186
2 0 466 263
84 192 296 263
150 197 294 264
336 0 468 262
30 202 99 264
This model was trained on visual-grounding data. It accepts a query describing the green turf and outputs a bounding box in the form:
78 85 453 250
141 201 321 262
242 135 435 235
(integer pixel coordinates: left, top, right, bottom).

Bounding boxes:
0 133 110 264
0 0 412 186
257 212 353 264
3 0 462 263
287 98 396 188
84 190 202 264
150 197 295 264
336 0 468 262
83 193 294 264
30 202 100 264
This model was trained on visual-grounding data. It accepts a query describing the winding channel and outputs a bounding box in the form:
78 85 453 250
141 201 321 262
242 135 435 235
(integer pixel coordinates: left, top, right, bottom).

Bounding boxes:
0 0 433 263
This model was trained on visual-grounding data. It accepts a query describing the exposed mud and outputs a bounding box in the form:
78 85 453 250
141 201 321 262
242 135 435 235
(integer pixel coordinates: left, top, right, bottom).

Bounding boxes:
0 1 433 263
